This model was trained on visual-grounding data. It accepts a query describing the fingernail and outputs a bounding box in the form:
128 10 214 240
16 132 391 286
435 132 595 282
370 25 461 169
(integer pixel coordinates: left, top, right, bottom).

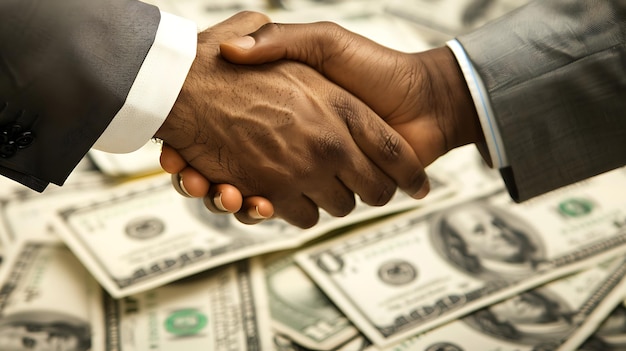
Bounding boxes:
229 36 255 49
413 182 430 199
213 193 228 212
178 174 193 197
248 206 267 220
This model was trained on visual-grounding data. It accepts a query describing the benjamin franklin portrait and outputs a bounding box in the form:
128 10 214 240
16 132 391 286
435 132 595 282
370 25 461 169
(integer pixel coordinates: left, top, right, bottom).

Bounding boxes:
578 305 626 351
430 201 544 280
463 289 574 345
0 313 91 351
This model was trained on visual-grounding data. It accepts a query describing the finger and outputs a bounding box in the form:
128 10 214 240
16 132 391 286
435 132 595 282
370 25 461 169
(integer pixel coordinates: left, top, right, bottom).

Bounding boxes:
220 22 378 91
221 22 410 120
333 141 398 207
210 11 272 37
171 173 191 198
160 144 187 174
233 196 275 225
222 23 430 198
299 114 399 208
341 100 431 199
204 184 244 213
271 196 320 229
323 86 429 200
304 178 356 217
170 167 210 198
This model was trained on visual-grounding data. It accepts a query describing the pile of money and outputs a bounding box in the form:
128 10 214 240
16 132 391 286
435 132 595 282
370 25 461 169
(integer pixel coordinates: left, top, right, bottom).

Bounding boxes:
1 1 625 351
2 143 626 351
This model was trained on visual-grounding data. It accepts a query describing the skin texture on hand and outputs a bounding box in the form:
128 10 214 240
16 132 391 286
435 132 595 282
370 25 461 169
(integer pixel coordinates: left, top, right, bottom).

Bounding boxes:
154 12 428 229
160 143 275 225
220 21 484 168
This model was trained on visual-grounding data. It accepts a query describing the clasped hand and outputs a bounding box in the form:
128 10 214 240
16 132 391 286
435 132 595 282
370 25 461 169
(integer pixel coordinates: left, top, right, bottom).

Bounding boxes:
155 12 450 229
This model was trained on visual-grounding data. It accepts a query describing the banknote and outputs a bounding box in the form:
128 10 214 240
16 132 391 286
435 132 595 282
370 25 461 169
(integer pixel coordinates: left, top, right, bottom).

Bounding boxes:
0 177 37 246
577 304 626 351
0 239 272 351
271 329 372 351
262 148 499 351
295 168 626 346
0 170 115 244
263 251 360 350
88 141 163 177
0 239 103 351
52 169 458 298
558 261 626 350
425 144 503 198
104 259 272 351
374 256 626 351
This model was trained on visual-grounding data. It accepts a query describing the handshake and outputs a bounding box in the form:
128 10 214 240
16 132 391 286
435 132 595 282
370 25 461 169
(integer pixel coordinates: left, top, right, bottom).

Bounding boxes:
155 12 483 229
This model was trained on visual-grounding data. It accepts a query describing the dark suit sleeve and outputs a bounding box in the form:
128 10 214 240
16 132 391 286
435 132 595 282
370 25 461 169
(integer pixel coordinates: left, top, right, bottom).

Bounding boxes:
456 0 626 201
0 0 160 191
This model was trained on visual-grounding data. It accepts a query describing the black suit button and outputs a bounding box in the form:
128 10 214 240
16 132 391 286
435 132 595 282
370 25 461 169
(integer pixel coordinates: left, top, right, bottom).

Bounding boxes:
16 131 34 148
8 123 22 135
0 143 16 158
0 123 34 157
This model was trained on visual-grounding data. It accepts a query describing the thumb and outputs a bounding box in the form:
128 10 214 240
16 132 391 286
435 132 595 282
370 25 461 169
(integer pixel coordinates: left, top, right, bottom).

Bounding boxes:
219 22 323 65
219 22 373 73
219 35 269 64
219 22 410 119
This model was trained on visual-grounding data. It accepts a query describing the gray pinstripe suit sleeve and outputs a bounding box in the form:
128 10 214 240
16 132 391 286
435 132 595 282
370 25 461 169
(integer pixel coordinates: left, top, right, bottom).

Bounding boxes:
0 0 160 191
457 0 626 201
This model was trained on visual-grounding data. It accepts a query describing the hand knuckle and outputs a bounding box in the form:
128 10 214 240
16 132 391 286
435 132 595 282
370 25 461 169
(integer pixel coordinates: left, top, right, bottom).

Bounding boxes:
381 133 403 161
331 93 361 130
314 132 347 161
372 183 396 206
329 195 356 217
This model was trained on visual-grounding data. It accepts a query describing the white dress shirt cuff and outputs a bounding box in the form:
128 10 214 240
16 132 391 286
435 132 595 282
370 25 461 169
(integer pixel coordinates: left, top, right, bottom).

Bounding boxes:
93 11 197 153
446 39 509 169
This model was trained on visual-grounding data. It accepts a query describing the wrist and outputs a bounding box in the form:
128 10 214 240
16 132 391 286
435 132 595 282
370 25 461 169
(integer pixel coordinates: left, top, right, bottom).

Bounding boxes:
419 46 484 152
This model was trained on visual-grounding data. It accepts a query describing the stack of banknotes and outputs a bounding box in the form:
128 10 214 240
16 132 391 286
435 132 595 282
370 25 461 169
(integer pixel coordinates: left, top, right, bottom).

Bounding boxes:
2 143 626 351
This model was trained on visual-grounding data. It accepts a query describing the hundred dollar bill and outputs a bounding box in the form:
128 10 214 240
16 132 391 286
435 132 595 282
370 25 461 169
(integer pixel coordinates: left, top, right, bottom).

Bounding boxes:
0 170 115 244
105 259 272 351
295 169 626 346
426 145 503 198
0 239 104 351
558 274 626 350
376 256 626 351
52 170 458 298
577 304 626 351
0 239 272 351
0 176 27 248
272 329 372 351
263 251 360 350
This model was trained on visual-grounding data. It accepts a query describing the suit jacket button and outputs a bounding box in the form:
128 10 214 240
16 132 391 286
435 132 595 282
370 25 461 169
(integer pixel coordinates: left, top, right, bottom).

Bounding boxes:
16 131 34 148
0 143 16 158
8 123 23 135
